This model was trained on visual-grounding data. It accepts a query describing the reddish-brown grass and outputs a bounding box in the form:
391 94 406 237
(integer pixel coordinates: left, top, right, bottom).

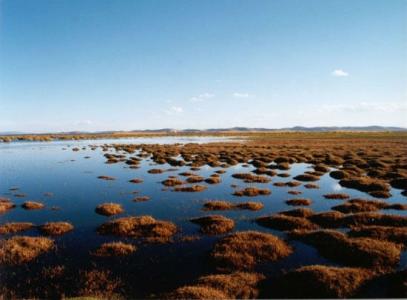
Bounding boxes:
39 222 74 235
0 236 54 265
0 222 34 234
92 241 136 257
95 203 124 216
211 231 292 271
191 215 235 235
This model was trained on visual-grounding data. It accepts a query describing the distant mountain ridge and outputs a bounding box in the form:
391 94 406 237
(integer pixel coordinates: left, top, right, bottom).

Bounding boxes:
0 126 406 136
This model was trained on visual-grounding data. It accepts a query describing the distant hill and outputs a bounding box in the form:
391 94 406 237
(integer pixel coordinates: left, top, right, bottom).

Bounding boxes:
0 126 406 136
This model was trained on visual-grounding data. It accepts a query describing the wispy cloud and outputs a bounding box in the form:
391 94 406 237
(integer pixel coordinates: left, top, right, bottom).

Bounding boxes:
190 93 215 102
165 106 184 115
331 69 349 77
232 92 254 98
320 102 407 113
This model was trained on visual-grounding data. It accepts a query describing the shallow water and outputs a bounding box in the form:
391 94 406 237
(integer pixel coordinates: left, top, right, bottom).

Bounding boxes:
0 137 406 297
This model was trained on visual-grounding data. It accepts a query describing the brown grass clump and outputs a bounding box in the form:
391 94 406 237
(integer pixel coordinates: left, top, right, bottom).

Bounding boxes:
21 201 44 210
148 168 164 174
342 212 407 227
308 211 345 228
129 178 143 184
278 208 314 218
0 198 16 213
191 215 235 235
195 272 265 299
211 231 292 271
232 173 268 182
97 215 177 243
235 202 264 211
348 225 407 246
205 177 221 184
286 181 302 187
97 175 115 180
162 178 184 186
323 193 350 199
0 236 54 265
271 265 374 298
294 174 320 182
285 198 312 206
332 199 387 213
167 285 228 299
289 229 402 270
257 215 318 231
304 183 319 189
92 241 136 257
287 190 302 195
186 176 205 183
203 200 234 211
339 177 390 193
39 222 74 235
133 196 150 202
95 203 124 216
233 187 271 197
0 222 34 234
174 185 207 192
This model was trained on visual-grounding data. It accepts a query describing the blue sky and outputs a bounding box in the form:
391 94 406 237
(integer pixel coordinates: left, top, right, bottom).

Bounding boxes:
1 0 406 132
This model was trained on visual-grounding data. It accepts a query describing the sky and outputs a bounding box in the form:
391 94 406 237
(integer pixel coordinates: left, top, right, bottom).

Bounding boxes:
0 0 406 132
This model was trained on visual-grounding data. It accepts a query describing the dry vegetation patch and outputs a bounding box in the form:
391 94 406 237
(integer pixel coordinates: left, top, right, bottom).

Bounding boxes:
0 222 34 234
174 185 207 192
211 231 292 271
0 236 54 265
95 203 124 216
92 241 136 257
286 198 312 206
257 214 318 231
191 215 235 235
97 215 177 243
289 229 402 270
271 265 374 298
0 198 15 213
348 225 407 246
323 193 350 199
22 201 45 210
233 187 271 197
39 222 74 235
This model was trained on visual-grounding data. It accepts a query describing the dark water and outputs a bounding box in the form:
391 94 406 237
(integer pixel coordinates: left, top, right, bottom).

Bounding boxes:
0 137 406 297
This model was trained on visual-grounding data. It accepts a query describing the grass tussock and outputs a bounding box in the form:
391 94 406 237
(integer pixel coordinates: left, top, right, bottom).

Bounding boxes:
0 222 34 234
92 241 136 257
129 178 143 184
97 215 177 243
304 183 320 189
233 187 271 197
39 222 74 235
278 208 314 218
257 215 318 231
173 185 207 192
285 198 312 206
0 236 54 265
211 231 292 271
0 198 15 213
95 203 124 216
341 212 407 227
167 285 228 299
22 201 45 210
162 178 184 186
271 265 374 298
293 174 320 182
205 177 221 184
97 175 115 180
332 199 387 213
323 193 350 200
203 200 263 211
289 229 402 270
232 173 270 183
348 225 407 246
133 196 150 202
191 215 235 235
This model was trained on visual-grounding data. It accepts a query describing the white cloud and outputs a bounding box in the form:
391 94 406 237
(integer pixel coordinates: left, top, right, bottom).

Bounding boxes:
190 93 215 102
164 106 184 115
320 102 407 113
232 92 253 98
331 69 349 77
